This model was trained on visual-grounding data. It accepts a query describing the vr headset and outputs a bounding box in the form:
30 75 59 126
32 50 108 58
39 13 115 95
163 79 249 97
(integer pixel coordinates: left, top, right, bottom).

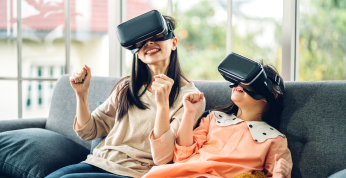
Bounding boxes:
218 52 285 107
116 10 175 54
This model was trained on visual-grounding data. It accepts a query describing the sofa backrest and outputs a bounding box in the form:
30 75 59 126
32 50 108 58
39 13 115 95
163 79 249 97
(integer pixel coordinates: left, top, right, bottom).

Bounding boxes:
46 75 346 178
45 75 121 149
280 81 346 178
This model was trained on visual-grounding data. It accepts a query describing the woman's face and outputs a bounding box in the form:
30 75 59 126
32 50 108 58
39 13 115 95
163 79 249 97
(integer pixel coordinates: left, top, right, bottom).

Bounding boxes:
137 38 178 65
231 86 268 111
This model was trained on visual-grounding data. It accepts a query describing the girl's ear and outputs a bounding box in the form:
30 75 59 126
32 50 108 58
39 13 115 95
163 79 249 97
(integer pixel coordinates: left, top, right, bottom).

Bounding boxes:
172 37 178 51
262 93 278 102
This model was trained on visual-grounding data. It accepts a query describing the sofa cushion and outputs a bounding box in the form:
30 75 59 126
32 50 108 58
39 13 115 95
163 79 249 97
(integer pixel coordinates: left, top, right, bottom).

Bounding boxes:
0 128 90 178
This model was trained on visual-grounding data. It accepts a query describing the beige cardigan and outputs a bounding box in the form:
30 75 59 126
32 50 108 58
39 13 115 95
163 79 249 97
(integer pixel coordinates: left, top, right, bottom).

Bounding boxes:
73 80 205 178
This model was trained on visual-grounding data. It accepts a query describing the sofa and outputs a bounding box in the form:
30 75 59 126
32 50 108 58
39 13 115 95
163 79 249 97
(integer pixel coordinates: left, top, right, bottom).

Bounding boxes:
1 75 346 178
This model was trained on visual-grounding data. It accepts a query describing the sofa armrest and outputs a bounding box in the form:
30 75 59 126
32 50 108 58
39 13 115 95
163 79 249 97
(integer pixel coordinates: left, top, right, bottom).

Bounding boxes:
0 118 47 133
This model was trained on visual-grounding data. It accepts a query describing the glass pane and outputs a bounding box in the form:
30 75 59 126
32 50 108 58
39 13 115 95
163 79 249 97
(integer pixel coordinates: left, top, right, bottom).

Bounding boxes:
173 0 227 80
21 0 65 78
299 0 346 81
0 0 18 77
124 0 168 76
22 80 56 118
232 0 283 74
0 80 18 119
70 0 109 77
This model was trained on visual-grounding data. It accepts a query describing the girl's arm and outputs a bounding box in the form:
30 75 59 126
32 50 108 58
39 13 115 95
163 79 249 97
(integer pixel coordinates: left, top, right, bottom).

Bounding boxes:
264 136 293 178
173 111 210 162
272 154 291 178
149 88 206 165
176 92 205 146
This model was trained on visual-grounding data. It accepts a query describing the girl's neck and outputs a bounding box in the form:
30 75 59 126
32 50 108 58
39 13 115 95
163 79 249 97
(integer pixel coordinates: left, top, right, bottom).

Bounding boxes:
236 108 263 121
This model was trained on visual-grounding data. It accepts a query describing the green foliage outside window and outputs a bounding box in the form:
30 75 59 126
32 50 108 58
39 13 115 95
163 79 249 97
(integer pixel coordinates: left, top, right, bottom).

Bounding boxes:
299 0 346 81
174 0 282 80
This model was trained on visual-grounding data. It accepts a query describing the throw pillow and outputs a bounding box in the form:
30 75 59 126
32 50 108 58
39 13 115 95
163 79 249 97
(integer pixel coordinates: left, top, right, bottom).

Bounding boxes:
0 128 89 178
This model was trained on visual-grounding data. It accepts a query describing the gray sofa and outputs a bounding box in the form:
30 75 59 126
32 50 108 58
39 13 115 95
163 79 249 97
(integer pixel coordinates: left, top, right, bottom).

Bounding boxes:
1 75 346 178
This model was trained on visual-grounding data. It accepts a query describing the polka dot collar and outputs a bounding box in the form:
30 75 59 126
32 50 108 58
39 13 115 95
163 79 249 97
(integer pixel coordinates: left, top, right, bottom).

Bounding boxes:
212 111 285 143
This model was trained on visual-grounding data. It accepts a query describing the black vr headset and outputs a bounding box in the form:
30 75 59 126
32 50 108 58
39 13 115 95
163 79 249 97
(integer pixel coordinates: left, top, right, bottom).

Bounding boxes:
116 10 175 54
218 52 285 107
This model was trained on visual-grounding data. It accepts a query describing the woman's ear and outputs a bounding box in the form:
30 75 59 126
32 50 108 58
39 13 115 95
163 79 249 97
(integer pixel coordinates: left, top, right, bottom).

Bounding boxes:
172 37 178 51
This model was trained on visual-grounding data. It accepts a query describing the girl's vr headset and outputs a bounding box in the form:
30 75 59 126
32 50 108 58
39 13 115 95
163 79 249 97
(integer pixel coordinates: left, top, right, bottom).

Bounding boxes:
218 53 285 107
116 10 175 54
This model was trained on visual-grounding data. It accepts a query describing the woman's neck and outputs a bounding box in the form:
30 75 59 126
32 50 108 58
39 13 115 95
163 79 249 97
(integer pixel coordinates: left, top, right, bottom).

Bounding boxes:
149 65 169 81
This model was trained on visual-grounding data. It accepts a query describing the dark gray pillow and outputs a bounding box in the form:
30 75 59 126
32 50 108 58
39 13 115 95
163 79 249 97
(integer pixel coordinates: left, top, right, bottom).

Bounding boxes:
0 128 90 178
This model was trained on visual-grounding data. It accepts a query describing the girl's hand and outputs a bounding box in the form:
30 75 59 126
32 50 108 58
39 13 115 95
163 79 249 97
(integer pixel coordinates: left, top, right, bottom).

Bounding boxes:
273 154 291 178
151 74 174 108
183 92 204 113
69 65 91 95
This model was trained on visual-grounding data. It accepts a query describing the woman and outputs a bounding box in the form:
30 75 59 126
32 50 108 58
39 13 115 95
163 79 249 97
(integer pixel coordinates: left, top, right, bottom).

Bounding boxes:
46 15 205 178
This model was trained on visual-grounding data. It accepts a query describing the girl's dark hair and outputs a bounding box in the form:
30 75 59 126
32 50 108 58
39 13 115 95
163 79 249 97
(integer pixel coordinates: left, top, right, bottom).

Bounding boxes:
110 15 188 121
215 61 285 130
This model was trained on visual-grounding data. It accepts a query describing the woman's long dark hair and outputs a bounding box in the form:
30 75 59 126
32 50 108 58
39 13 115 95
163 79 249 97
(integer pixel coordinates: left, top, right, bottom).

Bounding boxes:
110 15 188 121
215 62 285 130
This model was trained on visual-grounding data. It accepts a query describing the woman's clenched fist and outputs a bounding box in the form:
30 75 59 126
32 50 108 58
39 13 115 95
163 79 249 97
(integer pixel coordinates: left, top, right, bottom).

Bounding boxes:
69 65 91 95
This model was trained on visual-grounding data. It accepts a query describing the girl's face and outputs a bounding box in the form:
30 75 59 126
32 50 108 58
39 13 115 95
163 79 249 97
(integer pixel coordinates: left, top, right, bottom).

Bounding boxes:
137 38 178 65
231 86 268 111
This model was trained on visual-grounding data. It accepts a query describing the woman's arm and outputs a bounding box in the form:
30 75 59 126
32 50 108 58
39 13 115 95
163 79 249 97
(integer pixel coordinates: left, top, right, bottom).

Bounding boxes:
70 65 92 129
151 74 175 139
176 92 205 146
70 65 120 140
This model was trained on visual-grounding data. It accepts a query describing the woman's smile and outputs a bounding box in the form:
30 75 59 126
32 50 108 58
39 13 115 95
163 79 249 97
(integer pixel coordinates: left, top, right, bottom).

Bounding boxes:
145 47 161 56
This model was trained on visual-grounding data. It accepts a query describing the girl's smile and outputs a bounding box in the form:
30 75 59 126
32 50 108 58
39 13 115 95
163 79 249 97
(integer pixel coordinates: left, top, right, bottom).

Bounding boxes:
233 86 244 93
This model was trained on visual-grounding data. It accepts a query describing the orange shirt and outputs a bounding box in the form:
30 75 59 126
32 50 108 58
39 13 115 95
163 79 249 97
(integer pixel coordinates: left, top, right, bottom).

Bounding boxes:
144 111 292 178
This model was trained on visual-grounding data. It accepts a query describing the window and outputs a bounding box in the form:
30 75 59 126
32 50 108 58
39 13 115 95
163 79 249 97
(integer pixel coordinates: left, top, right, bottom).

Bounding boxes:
299 0 346 81
173 0 227 80
70 0 109 77
0 81 18 119
1 0 344 120
0 0 18 78
0 0 110 119
0 0 18 119
232 0 283 74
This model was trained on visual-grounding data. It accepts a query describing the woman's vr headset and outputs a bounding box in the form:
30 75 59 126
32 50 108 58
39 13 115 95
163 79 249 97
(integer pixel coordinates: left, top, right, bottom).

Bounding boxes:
218 53 285 106
116 10 175 54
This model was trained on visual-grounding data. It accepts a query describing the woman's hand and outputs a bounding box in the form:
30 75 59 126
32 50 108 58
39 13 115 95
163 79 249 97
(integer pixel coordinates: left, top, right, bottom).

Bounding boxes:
69 65 91 95
151 74 174 108
273 154 291 178
183 92 204 114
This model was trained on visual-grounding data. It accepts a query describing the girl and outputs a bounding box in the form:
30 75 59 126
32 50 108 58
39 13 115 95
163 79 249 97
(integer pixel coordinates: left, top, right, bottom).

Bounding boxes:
144 64 292 178
46 15 205 178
